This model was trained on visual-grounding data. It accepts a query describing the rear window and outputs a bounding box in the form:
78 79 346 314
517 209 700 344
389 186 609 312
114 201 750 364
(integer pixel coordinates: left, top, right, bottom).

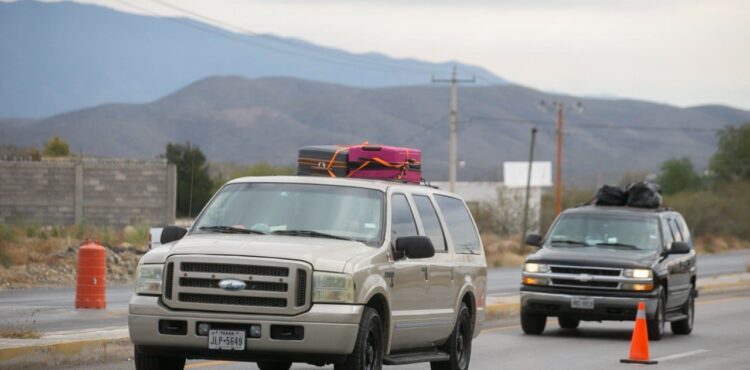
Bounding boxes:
435 195 481 254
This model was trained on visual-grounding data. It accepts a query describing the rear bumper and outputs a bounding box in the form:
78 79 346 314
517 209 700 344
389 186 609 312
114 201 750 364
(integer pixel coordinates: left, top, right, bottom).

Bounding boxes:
520 289 659 321
129 295 362 359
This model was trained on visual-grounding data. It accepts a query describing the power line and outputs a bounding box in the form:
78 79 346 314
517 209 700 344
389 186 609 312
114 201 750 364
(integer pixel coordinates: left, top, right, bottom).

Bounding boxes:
112 0 411 73
467 116 724 132
148 0 426 73
432 65 476 192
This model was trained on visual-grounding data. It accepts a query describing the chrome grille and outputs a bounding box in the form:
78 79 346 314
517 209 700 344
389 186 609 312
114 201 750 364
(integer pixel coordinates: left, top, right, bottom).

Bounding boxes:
164 262 174 299
178 293 287 307
548 265 624 290
162 255 312 315
550 266 620 276
179 278 288 292
181 262 288 277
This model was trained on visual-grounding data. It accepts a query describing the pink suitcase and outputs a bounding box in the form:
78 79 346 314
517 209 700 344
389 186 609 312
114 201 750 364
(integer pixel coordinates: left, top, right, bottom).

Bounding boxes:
347 145 422 183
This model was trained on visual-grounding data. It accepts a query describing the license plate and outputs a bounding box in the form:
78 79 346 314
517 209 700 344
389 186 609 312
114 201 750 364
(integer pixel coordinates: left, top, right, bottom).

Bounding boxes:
571 296 595 309
208 330 245 350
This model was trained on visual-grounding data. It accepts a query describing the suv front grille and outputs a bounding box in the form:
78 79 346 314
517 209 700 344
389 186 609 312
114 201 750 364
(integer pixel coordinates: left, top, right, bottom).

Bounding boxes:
551 279 619 289
179 277 288 292
178 293 287 307
296 270 307 307
547 264 624 290
181 262 289 277
162 256 311 315
550 266 620 276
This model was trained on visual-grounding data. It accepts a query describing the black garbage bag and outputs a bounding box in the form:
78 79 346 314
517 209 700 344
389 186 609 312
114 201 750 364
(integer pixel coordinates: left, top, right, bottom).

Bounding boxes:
594 185 627 206
626 181 662 208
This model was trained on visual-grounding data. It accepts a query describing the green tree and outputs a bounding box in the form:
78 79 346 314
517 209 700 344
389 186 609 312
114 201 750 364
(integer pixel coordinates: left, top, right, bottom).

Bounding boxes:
164 142 214 218
43 136 70 157
658 157 701 195
710 123 750 180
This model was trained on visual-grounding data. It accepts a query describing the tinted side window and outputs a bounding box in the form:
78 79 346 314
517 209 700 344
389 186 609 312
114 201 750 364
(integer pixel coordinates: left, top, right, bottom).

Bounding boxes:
391 194 418 238
670 219 684 242
662 218 674 249
435 195 481 253
677 215 691 244
413 195 447 252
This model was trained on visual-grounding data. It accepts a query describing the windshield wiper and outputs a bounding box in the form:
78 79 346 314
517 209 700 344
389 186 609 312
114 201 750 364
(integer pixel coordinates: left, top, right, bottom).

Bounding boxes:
199 226 266 235
595 242 640 250
272 229 353 241
550 240 587 246
457 244 480 255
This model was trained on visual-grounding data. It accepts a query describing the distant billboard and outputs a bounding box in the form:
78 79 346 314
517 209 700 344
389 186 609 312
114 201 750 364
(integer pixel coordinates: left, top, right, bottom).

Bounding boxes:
503 161 552 188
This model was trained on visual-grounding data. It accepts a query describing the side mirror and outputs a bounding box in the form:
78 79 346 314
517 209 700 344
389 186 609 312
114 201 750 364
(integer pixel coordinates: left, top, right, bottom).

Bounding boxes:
395 236 435 259
160 225 187 245
525 233 543 247
670 241 691 254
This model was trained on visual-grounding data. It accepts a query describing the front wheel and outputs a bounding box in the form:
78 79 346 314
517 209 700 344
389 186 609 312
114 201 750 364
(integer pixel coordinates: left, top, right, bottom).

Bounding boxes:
671 286 695 335
256 360 293 370
335 307 383 370
647 289 666 341
134 346 185 370
431 303 473 370
520 309 546 335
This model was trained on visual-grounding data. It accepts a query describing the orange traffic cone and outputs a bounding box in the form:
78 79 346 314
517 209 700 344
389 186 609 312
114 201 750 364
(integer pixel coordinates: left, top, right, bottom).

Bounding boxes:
620 301 658 364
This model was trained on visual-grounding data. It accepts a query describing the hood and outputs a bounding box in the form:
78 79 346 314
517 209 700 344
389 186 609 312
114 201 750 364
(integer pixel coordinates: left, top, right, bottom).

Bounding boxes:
526 246 659 269
141 233 378 273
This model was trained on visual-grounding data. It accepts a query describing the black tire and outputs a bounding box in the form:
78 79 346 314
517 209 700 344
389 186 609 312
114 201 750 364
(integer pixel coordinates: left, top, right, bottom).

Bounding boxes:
335 307 384 370
257 360 293 370
647 289 666 341
671 286 695 335
557 316 580 330
134 346 185 370
520 309 546 335
430 303 473 370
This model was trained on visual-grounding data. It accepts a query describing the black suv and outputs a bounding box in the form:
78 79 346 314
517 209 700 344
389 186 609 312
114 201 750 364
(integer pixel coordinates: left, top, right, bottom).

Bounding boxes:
520 205 696 340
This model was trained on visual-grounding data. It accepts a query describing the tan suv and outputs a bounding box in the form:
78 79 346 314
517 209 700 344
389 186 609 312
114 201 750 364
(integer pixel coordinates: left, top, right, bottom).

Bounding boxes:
129 176 487 370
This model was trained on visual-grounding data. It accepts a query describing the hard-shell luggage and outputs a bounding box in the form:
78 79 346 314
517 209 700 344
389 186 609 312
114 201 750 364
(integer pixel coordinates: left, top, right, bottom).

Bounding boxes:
297 145 349 177
347 145 421 183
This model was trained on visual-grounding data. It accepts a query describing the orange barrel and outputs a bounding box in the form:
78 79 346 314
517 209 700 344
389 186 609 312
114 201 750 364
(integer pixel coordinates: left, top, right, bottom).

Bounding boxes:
75 240 107 309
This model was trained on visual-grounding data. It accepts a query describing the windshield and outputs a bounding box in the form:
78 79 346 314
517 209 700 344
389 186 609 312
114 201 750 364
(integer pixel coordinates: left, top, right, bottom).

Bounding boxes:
546 213 662 251
193 183 385 245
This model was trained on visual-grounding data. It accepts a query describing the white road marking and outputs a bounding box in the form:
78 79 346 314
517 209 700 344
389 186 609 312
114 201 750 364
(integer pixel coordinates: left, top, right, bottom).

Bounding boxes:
652 349 710 363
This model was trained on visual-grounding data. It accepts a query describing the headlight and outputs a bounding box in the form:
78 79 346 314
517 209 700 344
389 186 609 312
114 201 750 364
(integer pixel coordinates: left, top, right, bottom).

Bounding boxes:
135 264 164 296
524 263 550 273
624 269 652 279
312 272 354 303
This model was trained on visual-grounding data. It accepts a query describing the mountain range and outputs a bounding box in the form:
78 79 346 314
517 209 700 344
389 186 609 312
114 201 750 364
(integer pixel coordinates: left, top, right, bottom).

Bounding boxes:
0 0 503 118
3 75 749 185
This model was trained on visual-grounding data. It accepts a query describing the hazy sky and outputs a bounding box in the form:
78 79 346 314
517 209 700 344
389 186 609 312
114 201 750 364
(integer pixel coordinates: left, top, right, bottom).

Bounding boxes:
68 0 749 109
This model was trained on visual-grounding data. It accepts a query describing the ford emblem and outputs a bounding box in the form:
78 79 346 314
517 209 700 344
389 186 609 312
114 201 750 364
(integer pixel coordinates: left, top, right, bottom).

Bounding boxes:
218 279 246 291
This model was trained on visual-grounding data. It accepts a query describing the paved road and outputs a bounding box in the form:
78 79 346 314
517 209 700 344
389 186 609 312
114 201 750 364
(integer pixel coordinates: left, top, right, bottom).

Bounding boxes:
60 289 750 370
1 250 748 332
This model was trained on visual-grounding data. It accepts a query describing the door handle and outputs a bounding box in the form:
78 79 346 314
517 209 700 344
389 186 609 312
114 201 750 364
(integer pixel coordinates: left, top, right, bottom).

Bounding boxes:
421 266 428 280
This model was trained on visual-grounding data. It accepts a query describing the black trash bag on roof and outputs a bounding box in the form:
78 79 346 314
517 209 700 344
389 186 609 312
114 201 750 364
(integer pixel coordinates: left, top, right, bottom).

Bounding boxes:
594 185 627 206
626 181 662 208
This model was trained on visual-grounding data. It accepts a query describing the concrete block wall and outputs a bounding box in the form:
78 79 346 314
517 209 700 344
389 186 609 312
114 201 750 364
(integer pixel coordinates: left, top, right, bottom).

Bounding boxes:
0 159 176 227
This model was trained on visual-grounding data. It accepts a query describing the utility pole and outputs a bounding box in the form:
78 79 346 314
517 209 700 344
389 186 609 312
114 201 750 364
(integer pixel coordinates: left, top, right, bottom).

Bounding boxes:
540 100 582 216
521 127 537 241
432 65 475 192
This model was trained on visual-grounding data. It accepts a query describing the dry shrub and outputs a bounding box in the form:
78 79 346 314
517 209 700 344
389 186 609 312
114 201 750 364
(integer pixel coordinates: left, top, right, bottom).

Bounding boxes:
481 232 527 267
0 325 41 339
693 235 750 254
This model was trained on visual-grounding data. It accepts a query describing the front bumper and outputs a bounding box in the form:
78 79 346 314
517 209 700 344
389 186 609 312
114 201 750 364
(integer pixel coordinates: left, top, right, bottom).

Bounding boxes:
129 295 362 358
520 288 659 321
